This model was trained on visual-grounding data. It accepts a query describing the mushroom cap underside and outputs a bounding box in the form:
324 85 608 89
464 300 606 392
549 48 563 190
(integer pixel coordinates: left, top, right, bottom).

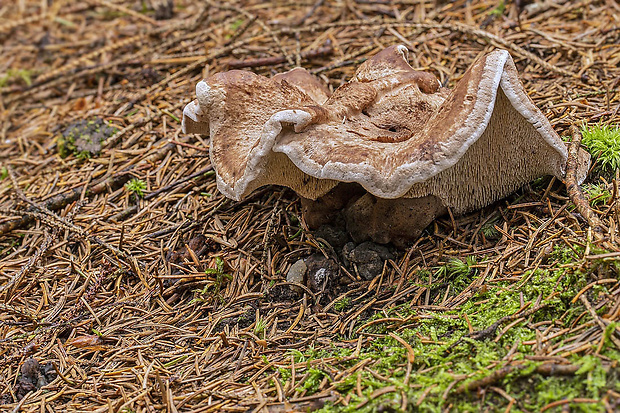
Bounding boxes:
182 46 589 213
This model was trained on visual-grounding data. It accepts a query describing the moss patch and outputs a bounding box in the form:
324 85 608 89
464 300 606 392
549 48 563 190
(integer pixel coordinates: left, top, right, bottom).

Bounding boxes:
268 254 620 412
57 118 117 159
581 123 620 173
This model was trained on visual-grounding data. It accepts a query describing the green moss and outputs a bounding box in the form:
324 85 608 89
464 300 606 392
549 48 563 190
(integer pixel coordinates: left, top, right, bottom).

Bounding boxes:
489 0 505 16
190 257 232 304
408 257 480 299
581 123 620 172
602 322 619 352
0 69 35 87
229 18 244 31
125 178 147 197
300 368 329 393
309 257 617 412
446 257 478 294
481 221 501 239
57 118 117 159
583 182 612 206
254 316 267 338
551 244 581 264
334 297 352 312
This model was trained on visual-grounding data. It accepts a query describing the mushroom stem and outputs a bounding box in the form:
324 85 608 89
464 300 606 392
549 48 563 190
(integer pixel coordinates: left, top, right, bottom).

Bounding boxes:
566 126 605 234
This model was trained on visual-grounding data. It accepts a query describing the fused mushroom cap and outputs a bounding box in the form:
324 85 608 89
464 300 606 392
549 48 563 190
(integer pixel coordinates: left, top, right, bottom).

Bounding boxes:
272 67 331 105
182 67 336 199
183 46 589 215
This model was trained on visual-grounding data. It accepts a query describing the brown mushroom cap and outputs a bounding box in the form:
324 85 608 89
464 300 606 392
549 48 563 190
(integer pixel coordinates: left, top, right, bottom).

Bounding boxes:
183 45 589 216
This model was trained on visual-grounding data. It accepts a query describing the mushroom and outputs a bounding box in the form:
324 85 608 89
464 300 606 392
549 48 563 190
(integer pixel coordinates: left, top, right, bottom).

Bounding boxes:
183 45 590 246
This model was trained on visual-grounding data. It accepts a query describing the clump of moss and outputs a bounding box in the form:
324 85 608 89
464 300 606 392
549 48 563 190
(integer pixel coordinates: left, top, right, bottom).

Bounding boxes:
57 119 117 159
0 69 35 88
446 256 478 293
481 221 501 239
125 178 147 198
581 124 620 173
412 256 479 298
334 297 352 312
488 0 505 17
583 181 612 206
301 255 618 412
189 257 232 305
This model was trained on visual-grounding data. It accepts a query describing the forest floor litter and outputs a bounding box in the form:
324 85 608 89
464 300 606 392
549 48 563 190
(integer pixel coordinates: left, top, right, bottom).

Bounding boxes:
1 0 619 411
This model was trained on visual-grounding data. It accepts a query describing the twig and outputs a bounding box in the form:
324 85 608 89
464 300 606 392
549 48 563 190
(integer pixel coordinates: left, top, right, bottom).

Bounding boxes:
579 295 620 349
210 2 294 66
5 18 197 101
104 101 186 149
540 398 599 412
3 168 135 268
0 303 39 324
225 14 257 45
470 304 545 341
0 170 132 235
34 26 171 84
566 126 605 233
0 231 55 300
455 362 579 394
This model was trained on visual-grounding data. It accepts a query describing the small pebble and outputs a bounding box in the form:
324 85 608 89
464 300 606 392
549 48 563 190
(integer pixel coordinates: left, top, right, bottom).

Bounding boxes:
286 259 307 292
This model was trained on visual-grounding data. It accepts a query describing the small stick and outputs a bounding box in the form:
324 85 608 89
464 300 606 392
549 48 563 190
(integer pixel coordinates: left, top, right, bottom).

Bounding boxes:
455 362 579 394
0 170 132 235
4 174 129 263
565 126 605 233
0 231 55 300
0 133 190 235
277 20 579 78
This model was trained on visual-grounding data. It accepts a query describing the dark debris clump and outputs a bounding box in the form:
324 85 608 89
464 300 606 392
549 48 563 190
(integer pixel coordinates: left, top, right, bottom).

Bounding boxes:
12 358 56 402
57 118 117 159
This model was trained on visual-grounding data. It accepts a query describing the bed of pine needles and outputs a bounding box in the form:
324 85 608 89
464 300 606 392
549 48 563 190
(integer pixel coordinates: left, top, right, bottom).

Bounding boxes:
1 1 619 412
